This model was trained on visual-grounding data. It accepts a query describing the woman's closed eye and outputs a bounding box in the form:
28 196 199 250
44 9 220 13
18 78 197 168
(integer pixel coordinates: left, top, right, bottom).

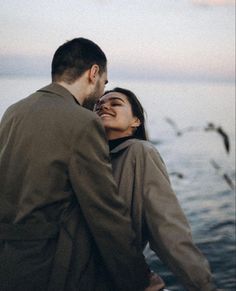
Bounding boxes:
111 102 123 107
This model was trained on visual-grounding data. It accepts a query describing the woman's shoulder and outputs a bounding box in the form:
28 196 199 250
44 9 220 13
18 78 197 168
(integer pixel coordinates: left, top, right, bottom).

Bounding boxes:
111 138 161 160
131 140 169 179
124 139 161 159
129 139 159 154
129 139 165 164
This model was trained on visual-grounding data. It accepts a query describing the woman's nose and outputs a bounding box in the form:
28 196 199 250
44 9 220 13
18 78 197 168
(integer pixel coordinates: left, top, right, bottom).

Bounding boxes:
101 102 110 110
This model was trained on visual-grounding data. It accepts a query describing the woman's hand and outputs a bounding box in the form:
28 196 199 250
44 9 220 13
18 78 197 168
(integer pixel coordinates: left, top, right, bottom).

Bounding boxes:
144 272 165 291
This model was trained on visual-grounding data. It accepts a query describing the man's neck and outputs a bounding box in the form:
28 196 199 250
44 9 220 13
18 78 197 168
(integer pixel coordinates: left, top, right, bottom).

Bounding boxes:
56 80 86 105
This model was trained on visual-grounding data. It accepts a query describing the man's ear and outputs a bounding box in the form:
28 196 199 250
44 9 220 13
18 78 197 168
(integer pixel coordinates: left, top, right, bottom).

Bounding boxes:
88 64 100 84
131 117 141 128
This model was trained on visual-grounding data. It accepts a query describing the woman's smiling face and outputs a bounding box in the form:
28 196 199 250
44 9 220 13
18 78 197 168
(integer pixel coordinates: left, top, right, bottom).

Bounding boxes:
94 92 140 140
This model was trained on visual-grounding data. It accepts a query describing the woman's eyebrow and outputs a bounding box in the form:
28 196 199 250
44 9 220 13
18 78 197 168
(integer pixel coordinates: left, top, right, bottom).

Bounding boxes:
109 97 125 102
97 96 125 106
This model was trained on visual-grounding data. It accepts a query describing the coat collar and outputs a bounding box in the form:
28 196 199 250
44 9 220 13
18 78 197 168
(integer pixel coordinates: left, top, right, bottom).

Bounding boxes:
37 82 81 106
110 138 138 154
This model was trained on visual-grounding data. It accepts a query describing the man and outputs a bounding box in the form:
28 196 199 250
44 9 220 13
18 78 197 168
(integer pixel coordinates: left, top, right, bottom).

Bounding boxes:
0 38 151 291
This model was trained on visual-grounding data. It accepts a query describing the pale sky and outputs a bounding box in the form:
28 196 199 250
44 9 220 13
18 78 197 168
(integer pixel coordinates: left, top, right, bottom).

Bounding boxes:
0 0 235 82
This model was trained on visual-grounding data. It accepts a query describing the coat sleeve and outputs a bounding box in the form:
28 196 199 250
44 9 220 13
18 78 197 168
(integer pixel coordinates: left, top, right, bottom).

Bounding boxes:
68 116 149 291
142 145 217 291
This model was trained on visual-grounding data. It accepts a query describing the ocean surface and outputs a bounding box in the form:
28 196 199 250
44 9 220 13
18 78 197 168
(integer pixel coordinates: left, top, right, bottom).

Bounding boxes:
0 77 235 290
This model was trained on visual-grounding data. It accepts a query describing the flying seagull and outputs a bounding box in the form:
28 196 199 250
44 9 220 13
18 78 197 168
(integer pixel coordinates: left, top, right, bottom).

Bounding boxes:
169 171 185 179
164 118 230 154
205 123 230 154
210 159 235 190
164 117 199 136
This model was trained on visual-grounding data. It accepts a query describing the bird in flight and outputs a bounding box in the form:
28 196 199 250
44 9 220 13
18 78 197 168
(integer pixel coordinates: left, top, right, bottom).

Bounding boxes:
210 159 235 190
204 122 230 154
164 117 230 154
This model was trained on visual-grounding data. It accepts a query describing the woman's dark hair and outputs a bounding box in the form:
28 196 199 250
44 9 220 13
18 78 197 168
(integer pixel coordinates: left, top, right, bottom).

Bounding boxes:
51 37 107 84
103 87 148 140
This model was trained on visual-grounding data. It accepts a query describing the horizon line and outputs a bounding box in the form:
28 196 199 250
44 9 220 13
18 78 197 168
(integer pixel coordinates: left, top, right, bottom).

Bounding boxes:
0 72 234 85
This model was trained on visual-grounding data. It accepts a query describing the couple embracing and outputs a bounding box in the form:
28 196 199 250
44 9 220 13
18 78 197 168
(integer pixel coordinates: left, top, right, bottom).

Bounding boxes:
0 38 217 291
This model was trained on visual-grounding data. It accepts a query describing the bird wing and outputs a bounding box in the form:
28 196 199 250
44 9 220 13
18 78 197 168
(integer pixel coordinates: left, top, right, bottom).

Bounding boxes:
217 127 230 153
165 117 181 135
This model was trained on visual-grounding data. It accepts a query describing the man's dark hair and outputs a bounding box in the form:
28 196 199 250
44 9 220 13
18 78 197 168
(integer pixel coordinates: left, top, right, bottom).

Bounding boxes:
51 37 107 83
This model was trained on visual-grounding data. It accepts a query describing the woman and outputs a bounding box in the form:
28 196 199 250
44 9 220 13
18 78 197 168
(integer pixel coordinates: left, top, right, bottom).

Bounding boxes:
94 88 216 291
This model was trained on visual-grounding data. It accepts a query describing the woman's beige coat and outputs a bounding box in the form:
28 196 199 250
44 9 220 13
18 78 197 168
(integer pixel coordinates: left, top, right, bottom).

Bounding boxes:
110 138 216 291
